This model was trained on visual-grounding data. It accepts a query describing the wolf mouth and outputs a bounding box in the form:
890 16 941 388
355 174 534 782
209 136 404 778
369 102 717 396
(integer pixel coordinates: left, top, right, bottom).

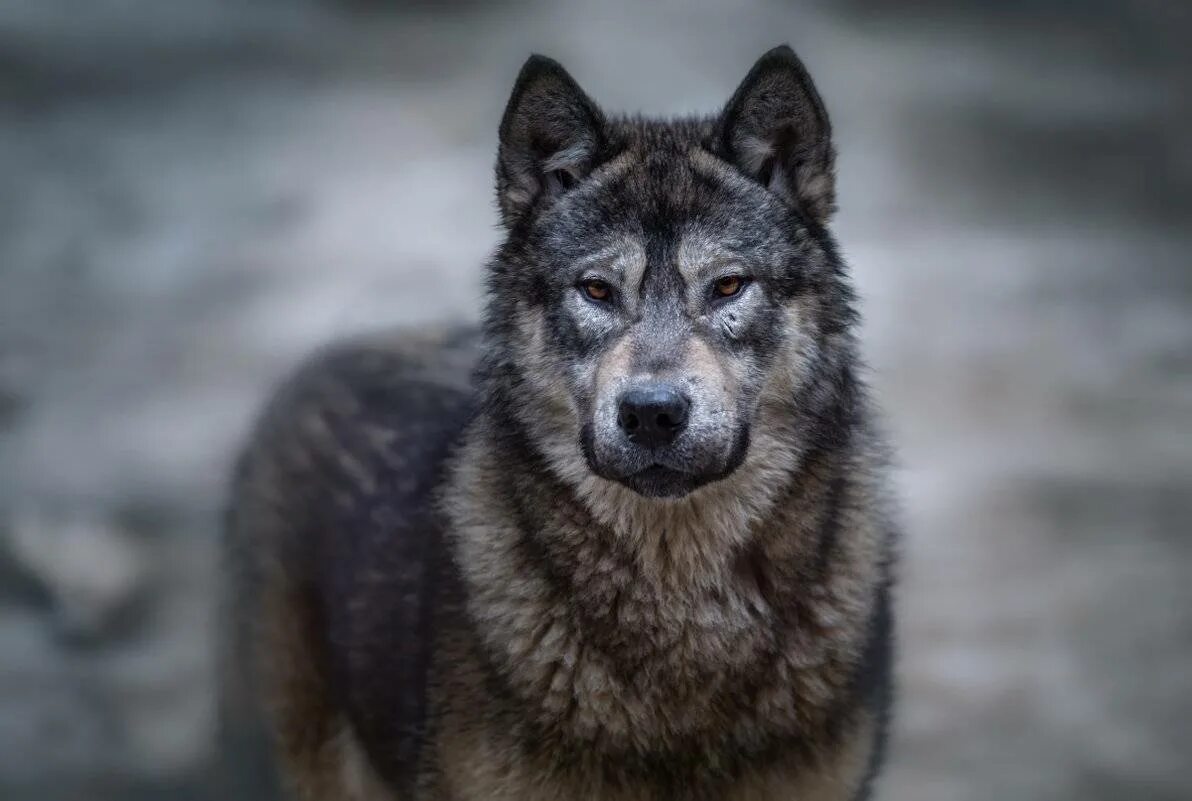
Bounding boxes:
579 422 752 499
636 463 685 477
622 464 699 498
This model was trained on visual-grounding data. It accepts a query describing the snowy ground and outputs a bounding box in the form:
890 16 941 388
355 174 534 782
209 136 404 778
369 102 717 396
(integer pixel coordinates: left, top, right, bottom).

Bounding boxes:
1 1 1189 799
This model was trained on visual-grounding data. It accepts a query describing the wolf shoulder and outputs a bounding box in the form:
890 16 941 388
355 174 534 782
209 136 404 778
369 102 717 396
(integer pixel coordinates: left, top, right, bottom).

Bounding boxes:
246 327 477 474
227 327 479 562
219 328 477 799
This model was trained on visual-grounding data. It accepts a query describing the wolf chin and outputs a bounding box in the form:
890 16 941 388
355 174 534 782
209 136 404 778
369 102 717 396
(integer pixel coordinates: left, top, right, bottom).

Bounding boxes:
222 45 897 801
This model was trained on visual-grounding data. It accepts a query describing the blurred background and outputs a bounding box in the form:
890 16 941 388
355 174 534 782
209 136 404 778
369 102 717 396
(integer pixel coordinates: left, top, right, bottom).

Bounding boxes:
1 0 1189 799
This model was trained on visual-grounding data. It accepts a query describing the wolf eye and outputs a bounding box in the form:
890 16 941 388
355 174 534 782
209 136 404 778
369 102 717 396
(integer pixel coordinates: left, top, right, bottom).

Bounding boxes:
712 275 747 299
580 278 612 302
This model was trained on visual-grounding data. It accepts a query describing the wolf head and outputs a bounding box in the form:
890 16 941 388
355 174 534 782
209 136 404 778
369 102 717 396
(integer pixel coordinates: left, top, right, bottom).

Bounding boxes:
482 46 858 503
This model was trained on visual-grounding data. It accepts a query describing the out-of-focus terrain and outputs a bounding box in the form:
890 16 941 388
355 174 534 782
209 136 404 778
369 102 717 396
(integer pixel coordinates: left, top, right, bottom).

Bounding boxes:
1 1 1189 799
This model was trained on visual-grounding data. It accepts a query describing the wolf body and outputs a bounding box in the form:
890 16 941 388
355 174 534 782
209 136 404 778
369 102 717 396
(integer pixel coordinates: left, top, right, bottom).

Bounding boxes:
223 46 897 801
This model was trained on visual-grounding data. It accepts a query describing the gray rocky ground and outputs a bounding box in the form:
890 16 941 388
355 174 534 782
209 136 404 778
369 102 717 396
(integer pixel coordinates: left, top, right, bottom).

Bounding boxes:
1 1 1189 799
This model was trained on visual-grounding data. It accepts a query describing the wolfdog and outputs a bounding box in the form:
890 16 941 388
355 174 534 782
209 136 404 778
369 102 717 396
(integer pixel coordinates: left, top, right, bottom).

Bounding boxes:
222 45 896 800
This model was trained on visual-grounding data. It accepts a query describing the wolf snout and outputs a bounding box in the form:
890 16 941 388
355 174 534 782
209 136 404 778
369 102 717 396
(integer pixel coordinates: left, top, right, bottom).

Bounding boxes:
616 383 690 448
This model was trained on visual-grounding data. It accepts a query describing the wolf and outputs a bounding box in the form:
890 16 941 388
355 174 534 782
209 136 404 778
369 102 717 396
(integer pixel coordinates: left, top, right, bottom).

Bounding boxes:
221 45 896 801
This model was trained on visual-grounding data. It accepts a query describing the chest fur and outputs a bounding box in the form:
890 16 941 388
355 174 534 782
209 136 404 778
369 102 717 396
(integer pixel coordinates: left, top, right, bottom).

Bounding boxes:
450 516 859 759
432 700 877 801
444 432 883 773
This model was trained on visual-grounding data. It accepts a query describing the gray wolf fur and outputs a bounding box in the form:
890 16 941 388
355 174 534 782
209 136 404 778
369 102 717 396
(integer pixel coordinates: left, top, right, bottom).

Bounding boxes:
222 45 897 800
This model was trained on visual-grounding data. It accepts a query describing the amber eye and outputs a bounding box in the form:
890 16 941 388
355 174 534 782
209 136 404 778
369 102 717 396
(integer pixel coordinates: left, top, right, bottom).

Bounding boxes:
581 278 612 302
713 275 746 298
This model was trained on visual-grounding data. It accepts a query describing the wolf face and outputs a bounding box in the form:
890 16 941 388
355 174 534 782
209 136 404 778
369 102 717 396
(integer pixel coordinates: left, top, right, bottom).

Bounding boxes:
486 47 856 500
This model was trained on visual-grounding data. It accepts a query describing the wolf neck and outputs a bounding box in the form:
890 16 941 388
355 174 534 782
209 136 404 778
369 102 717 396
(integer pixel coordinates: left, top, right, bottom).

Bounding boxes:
445 393 880 757
484 359 859 580
474 396 817 583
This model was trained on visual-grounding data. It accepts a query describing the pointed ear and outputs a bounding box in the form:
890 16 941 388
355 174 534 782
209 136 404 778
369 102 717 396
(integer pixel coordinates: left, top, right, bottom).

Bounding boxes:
496 55 605 227
716 45 836 224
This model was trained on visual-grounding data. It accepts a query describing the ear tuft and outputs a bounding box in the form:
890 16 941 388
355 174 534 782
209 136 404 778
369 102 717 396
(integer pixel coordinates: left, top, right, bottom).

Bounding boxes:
496 55 605 227
716 45 836 224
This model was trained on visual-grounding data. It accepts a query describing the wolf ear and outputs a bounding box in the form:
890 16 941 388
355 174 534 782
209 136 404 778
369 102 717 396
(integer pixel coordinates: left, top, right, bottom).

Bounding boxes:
716 45 836 224
496 55 605 227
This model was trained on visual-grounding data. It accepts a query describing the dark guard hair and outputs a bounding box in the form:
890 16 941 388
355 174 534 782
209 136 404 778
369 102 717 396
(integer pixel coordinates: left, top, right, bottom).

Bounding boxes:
222 45 896 801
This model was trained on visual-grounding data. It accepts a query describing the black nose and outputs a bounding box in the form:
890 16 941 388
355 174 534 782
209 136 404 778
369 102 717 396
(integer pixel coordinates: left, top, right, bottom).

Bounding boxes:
617 385 690 448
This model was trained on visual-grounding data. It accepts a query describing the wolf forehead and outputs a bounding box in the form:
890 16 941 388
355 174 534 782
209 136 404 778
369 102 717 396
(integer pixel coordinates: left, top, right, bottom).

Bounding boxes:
536 130 804 253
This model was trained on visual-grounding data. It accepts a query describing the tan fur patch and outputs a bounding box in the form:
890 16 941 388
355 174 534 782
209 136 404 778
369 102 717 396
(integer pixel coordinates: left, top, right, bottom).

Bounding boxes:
675 223 736 291
574 234 649 307
337 726 397 801
595 331 636 388
684 336 733 394
257 578 344 800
